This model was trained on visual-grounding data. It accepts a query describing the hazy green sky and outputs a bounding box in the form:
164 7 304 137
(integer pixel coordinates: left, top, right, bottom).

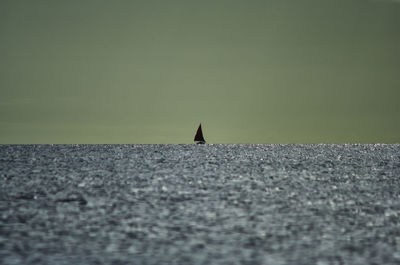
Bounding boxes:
1 0 399 143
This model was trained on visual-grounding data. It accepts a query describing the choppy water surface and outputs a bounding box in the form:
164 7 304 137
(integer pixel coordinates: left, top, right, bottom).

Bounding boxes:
1 144 400 265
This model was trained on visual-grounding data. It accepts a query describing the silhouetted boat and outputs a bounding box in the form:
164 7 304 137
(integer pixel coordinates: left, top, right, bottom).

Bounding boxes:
194 124 206 144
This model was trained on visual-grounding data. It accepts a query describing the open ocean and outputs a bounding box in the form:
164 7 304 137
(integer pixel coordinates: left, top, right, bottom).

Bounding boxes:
1 144 400 265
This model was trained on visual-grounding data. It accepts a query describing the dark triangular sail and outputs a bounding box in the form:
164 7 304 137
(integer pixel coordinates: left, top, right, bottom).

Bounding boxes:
194 124 205 142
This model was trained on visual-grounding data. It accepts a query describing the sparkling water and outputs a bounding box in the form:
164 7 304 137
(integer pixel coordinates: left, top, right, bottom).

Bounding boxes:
1 144 399 264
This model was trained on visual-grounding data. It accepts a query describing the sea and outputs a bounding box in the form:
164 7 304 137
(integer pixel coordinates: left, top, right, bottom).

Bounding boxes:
0 144 399 265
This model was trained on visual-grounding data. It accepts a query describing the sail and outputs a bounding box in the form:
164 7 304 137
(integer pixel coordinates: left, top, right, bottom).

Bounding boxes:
194 124 205 142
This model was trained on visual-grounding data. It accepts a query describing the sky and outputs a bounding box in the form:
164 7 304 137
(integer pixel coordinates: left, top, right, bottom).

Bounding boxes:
1 0 400 143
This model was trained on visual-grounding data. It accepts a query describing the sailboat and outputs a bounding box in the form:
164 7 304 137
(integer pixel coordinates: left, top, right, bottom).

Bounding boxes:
194 123 206 144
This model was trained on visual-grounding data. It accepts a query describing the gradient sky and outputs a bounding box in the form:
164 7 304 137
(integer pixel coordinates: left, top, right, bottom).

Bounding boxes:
1 0 400 143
